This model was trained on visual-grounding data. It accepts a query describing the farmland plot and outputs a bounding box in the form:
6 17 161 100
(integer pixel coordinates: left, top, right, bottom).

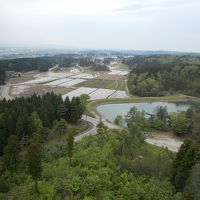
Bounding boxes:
118 71 129 75
45 78 73 86
59 79 86 88
47 72 74 79
108 70 129 76
108 70 123 75
89 88 115 100
70 68 80 73
109 66 118 70
20 77 58 84
12 85 30 95
70 73 91 79
108 90 129 98
74 79 126 90
83 74 99 79
62 87 97 100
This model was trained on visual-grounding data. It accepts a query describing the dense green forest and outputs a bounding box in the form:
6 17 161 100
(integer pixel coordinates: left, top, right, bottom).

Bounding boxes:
0 55 107 73
78 57 94 67
0 57 55 72
0 94 199 199
124 55 200 97
0 93 85 155
0 69 6 84
0 120 199 199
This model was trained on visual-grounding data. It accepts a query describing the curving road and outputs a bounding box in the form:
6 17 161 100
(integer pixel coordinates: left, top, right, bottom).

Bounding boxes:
75 114 121 142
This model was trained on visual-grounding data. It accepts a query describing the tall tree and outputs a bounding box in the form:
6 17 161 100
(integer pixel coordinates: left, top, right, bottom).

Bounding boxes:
67 129 75 166
0 114 7 154
28 112 43 135
171 140 200 192
70 97 79 123
26 134 42 193
57 104 67 120
2 135 20 171
54 119 68 149
64 96 71 122
170 112 191 136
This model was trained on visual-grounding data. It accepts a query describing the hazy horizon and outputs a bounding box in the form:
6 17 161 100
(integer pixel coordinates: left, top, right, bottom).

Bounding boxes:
1 0 200 52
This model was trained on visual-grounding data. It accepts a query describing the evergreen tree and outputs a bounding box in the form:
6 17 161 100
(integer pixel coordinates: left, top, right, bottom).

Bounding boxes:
0 114 7 154
16 115 25 138
2 135 20 171
67 129 74 166
171 140 200 192
28 112 43 135
26 134 42 193
54 119 68 149
70 97 80 123
58 103 67 120
64 97 71 122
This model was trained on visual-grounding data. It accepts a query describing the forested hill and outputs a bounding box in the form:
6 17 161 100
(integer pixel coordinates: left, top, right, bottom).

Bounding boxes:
124 55 200 97
0 55 99 72
123 54 200 70
0 93 85 154
0 57 55 72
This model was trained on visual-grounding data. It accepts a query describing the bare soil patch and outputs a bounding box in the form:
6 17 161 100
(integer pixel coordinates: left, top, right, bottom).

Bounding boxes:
9 72 39 84
12 85 73 97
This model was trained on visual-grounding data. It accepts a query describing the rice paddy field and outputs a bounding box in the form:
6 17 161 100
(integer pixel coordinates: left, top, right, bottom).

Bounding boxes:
108 70 129 75
9 65 130 100
74 79 126 91
108 90 129 98
20 77 58 84
62 87 117 100
62 87 97 100
59 79 86 88
45 78 73 86
89 88 115 100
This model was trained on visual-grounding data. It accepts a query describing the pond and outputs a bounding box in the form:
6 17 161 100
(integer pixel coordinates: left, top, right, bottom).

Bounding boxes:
97 102 193 123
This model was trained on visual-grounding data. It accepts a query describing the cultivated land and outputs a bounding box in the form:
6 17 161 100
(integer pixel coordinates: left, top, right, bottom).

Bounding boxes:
5 62 130 101
11 84 73 97
74 79 127 90
2 62 197 152
97 74 127 80
62 87 97 100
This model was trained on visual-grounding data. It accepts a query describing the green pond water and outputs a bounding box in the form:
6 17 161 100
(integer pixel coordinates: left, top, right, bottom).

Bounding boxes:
97 102 198 123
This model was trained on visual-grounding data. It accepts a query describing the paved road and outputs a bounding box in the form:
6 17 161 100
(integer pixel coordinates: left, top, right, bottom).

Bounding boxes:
75 114 121 142
0 83 12 100
75 115 98 141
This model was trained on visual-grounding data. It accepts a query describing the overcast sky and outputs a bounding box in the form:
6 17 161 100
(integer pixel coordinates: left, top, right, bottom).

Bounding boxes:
0 0 200 52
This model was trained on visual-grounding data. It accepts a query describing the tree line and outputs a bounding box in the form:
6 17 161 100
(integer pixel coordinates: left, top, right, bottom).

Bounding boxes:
114 105 200 141
91 64 110 71
124 55 200 97
0 92 85 154
0 55 113 74
0 57 55 72
0 69 6 85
